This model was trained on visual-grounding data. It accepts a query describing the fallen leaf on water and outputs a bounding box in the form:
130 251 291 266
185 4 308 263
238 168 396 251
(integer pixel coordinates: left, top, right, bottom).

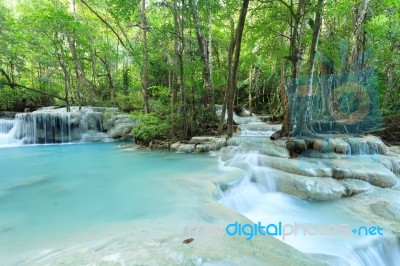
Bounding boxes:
182 238 194 245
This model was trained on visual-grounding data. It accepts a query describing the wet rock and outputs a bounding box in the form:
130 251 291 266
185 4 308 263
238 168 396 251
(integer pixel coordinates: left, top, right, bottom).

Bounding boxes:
259 141 290 158
332 161 397 188
370 200 400 223
299 150 342 159
331 139 352 154
189 136 215 144
240 108 252 117
313 139 351 154
258 155 332 177
104 112 135 141
170 142 181 151
195 144 216 152
177 144 195 153
286 139 307 157
214 138 227 150
270 130 283 140
276 172 346 200
102 113 117 131
339 179 372 196
149 140 169 150
108 123 134 140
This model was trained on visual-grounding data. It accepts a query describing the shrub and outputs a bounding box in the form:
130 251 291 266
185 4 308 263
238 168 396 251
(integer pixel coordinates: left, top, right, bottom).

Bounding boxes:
131 112 169 143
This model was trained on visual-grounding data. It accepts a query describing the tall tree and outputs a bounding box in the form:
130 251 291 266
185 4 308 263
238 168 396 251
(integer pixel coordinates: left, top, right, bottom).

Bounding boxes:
295 0 324 136
188 0 215 111
140 0 150 114
227 0 251 138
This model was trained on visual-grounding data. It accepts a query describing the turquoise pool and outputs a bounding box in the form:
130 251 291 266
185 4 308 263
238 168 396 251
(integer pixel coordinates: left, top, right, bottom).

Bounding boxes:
0 143 221 264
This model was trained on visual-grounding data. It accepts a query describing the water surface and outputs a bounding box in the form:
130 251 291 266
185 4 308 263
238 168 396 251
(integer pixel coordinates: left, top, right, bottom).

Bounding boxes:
0 143 220 263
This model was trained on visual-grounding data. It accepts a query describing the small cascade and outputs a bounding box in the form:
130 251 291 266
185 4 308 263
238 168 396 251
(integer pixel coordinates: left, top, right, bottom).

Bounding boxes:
349 239 400 266
239 123 282 137
6 107 109 144
228 107 282 137
0 119 20 146
217 111 400 265
219 148 400 265
0 119 15 134
215 104 280 137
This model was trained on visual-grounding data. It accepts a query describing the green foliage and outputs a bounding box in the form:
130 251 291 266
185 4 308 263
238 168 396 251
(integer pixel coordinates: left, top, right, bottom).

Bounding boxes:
131 112 169 143
0 86 18 110
115 91 144 112
0 0 399 136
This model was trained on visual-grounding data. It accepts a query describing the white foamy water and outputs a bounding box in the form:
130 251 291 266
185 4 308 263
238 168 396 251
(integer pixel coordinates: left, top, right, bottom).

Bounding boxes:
216 111 400 265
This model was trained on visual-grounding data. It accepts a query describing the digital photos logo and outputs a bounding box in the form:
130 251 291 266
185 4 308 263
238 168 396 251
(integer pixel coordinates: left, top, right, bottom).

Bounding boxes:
186 220 384 241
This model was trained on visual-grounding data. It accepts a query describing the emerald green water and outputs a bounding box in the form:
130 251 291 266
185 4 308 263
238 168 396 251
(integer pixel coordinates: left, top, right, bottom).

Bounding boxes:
0 143 220 264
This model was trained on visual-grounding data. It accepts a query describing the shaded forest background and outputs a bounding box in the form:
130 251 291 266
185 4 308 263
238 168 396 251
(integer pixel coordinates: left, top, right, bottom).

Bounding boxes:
0 0 399 141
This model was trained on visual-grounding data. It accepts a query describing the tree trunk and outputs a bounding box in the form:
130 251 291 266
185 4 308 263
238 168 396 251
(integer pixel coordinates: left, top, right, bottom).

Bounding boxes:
208 11 213 96
217 17 235 135
280 47 290 134
57 56 71 112
350 0 370 70
188 0 215 112
140 0 150 114
280 0 306 137
96 55 115 101
227 0 250 138
67 35 95 106
296 0 324 136
248 65 253 115
171 0 180 138
321 57 333 116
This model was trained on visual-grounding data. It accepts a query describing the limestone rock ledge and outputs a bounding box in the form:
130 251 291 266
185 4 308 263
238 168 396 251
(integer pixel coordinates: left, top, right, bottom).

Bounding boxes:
170 136 228 153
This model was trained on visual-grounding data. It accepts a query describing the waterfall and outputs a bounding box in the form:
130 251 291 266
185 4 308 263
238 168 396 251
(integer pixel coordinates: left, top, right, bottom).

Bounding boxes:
0 119 15 134
3 107 109 145
349 239 400 266
0 119 19 146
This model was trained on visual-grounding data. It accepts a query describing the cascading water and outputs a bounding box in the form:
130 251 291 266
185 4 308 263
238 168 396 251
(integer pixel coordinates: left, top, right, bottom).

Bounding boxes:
218 113 400 265
1 107 110 145
215 105 282 137
0 119 15 133
0 119 19 146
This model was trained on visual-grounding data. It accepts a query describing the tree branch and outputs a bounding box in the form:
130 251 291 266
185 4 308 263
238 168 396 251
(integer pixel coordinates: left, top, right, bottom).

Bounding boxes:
79 0 128 51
